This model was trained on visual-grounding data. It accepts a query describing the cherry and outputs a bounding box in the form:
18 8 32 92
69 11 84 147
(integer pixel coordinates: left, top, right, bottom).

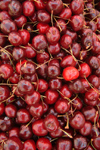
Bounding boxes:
37 10 50 24
32 119 48 136
16 109 31 124
0 86 10 102
55 19 67 34
72 97 83 110
3 137 23 150
74 135 87 150
93 136 100 150
5 104 17 118
49 78 62 90
22 1 35 17
35 79 48 93
70 0 84 15
17 79 34 95
54 98 70 114
9 127 19 138
12 46 25 61
49 59 60 68
9 72 19 84
37 23 50 34
21 61 36 75
1 19 17 34
0 33 6 46
32 34 47 50
79 63 91 78
56 138 72 150
0 64 13 79
87 21 97 32
60 35 72 49
36 137 52 150
0 0 11 11
0 116 12 131
60 85 72 98
81 28 93 37
24 45 36 58
41 101 49 113
14 15 27 28
59 8 72 20
46 27 60 44
86 146 93 150
34 0 45 10
80 78 90 92
8 0 22 17
90 125 100 138
63 66 79 81
37 64 48 78
0 11 11 22
97 17 100 30
47 65 60 78
71 43 81 57
18 29 30 45
88 75 100 88
1 49 11 60
0 103 5 115
70 15 84 31
36 51 50 64
19 124 32 140
0 132 8 142
23 139 36 150
92 41 100 54
81 35 92 49
8 32 22 46
69 111 85 129
88 56 100 70
48 43 60 55
15 98 26 109
79 121 92 136
44 89 59 104
44 114 59 132
65 29 77 41
16 59 27 74
85 88 99 101
49 125 63 138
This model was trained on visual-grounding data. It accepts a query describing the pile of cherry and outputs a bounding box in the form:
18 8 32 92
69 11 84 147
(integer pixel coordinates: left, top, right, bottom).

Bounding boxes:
0 0 100 149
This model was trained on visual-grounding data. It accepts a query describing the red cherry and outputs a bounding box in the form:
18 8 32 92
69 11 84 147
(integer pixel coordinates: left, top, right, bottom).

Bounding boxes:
23 139 36 150
8 32 22 46
0 103 5 115
14 15 27 28
9 127 19 138
79 63 91 78
16 60 27 74
0 64 13 79
9 73 19 84
57 138 72 150
0 0 11 11
5 104 17 118
60 35 72 49
37 10 51 24
60 85 72 98
0 11 11 22
37 23 50 34
59 8 72 20
0 33 6 46
18 29 30 45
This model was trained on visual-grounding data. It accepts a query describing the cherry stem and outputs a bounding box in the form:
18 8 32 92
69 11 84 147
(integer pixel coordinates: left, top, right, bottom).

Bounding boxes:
59 128 73 138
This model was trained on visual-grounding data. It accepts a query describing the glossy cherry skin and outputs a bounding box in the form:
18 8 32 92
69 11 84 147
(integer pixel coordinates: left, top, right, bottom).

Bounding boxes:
18 29 30 46
46 27 60 44
37 10 50 24
12 46 25 61
0 132 8 142
88 56 100 70
85 88 99 101
34 0 45 10
74 135 87 150
48 43 60 55
0 11 11 22
24 45 36 58
0 116 12 131
60 35 72 49
47 65 60 78
70 15 84 31
60 85 72 98
36 137 52 150
0 85 10 102
44 89 59 104
72 97 83 110
35 79 48 93
86 146 93 150
36 51 50 64
14 15 27 28
32 119 48 136
0 0 11 11
49 125 63 138
16 109 31 124
1 19 17 34
46 0 63 15
32 34 47 50
79 63 91 78
55 19 67 34
22 1 35 17
70 111 85 129
9 72 19 84
3 137 23 150
16 59 27 74
87 21 97 32
17 79 34 95
0 64 13 79
49 59 60 68
5 104 17 118
56 138 72 150
8 32 22 46
81 35 92 49
37 64 47 79
79 121 92 136
88 75 100 88
70 0 84 15
44 114 59 132
23 139 36 150
93 136 100 150
65 29 77 41
63 66 79 81
59 8 72 20
0 33 6 46
8 127 19 138
90 125 100 138
0 103 5 115
49 78 62 90
37 23 50 34
8 0 22 17
55 98 70 114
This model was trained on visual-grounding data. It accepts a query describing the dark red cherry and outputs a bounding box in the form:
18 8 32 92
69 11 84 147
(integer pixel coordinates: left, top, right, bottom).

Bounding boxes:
60 35 72 49
44 89 59 104
24 45 36 58
72 97 83 110
0 116 12 131
8 32 22 46
49 125 63 138
81 28 93 37
22 1 35 17
87 21 97 32
0 64 13 79
16 59 27 74
16 109 31 124
44 114 59 132
32 119 48 136
19 125 32 140
71 43 81 57
8 0 22 17
18 29 30 46
48 43 60 55
70 15 84 31
1 49 11 60
55 19 67 34
90 125 100 138
35 79 48 93
9 127 19 138
49 78 62 90
59 8 72 20
79 121 92 136
14 15 27 28
23 139 36 150
81 35 92 49
0 85 10 102
0 133 7 143
60 85 72 98
88 75 100 88
36 51 50 64
5 104 17 118
12 46 25 61
74 135 87 150
56 138 72 150
0 103 5 115
93 136 100 150
36 137 52 150
47 65 60 78
0 11 11 22
46 27 60 44
0 0 11 11
79 63 91 78
88 56 100 70
85 88 99 101
37 23 50 34
70 111 85 129
32 34 47 50
65 29 77 41
3 137 23 150
37 10 50 23
49 59 60 68
1 19 17 34
86 146 93 150
37 64 47 79
46 0 63 15
9 73 19 84
0 33 6 46
12 85 24 97
34 0 45 10
70 0 84 15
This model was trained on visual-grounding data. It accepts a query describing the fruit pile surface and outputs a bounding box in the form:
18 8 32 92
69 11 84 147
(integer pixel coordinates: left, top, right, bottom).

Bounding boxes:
0 0 100 149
